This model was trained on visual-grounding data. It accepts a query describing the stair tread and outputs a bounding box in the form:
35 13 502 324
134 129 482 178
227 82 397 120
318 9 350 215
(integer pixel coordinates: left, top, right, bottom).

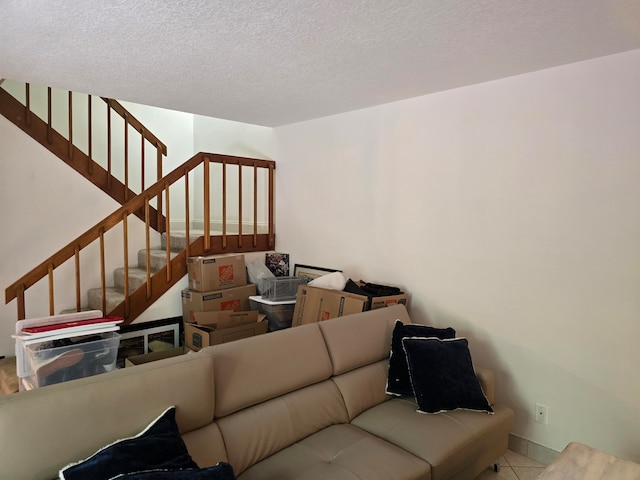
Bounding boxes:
87 286 124 296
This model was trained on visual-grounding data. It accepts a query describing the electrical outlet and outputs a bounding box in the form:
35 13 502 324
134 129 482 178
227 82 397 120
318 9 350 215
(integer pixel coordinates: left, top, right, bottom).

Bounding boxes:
535 403 549 424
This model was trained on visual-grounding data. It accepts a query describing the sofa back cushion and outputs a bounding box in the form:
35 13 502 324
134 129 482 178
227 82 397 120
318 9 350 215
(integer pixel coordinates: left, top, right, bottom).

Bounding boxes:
319 304 411 375
0 353 215 480
216 380 349 474
331 360 390 420
208 321 333 418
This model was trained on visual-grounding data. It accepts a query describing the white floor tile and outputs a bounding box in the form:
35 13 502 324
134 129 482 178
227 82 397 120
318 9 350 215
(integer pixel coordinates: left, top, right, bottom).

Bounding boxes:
511 466 546 480
475 465 519 480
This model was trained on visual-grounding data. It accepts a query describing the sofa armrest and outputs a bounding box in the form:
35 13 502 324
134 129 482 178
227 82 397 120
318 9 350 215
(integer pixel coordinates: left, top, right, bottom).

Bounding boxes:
475 367 495 405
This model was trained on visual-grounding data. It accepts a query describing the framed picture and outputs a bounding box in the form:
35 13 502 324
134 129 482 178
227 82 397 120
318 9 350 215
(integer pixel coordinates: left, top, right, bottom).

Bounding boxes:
293 264 341 281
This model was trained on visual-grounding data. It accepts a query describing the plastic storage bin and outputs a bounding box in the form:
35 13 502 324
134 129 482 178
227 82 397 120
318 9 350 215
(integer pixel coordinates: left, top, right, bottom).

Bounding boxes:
261 276 308 301
21 331 121 389
250 295 296 331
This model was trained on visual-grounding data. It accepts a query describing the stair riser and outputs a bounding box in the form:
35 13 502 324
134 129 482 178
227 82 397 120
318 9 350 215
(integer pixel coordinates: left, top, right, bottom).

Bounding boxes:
87 288 124 314
114 268 147 294
137 249 179 272
161 232 190 252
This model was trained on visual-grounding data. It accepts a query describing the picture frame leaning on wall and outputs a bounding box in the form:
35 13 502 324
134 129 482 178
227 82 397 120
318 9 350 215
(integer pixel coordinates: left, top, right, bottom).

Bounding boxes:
293 264 341 282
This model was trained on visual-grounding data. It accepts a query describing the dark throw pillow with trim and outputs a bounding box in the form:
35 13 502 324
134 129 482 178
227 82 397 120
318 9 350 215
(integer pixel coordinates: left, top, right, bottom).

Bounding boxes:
112 462 237 479
386 320 456 396
59 406 198 480
402 337 493 414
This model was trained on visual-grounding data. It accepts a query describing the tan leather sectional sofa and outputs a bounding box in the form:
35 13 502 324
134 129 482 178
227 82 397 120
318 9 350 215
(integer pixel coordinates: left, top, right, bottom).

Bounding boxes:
0 304 514 480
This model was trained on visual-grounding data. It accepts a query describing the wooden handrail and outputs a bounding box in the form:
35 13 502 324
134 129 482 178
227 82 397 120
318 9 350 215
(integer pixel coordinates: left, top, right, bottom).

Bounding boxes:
5 152 276 321
102 98 167 156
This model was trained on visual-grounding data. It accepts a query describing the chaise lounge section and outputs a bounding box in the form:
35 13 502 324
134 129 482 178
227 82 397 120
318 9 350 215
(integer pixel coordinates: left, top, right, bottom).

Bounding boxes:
0 304 514 480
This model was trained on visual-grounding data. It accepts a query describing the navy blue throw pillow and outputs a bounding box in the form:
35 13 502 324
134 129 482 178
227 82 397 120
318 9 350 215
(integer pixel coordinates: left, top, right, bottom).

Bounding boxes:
402 337 493 414
386 320 456 396
59 407 198 480
114 462 237 479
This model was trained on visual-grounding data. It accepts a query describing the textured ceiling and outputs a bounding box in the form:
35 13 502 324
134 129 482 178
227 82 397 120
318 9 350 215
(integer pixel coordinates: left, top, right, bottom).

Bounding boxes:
1 0 640 126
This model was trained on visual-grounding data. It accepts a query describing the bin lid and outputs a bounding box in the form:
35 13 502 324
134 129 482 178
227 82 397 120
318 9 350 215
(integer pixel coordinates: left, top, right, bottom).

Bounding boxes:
249 295 296 305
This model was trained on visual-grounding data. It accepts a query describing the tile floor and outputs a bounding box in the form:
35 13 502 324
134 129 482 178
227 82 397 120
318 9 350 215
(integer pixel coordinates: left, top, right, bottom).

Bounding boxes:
475 450 547 480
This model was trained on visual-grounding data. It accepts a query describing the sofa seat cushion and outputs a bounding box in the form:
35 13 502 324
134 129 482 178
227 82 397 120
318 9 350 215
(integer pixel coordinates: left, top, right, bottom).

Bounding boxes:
237 424 430 480
352 397 514 480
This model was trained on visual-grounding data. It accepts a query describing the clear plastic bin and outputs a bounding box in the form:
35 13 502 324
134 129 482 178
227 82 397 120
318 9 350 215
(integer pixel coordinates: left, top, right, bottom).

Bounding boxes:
261 276 308 301
20 332 121 389
250 295 296 331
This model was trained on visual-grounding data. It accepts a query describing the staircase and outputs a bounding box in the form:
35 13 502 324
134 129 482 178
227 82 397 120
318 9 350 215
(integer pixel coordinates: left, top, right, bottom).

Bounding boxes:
2 80 276 325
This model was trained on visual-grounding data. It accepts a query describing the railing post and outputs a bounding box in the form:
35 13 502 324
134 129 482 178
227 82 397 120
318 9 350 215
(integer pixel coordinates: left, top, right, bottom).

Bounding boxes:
68 91 73 159
17 286 25 321
268 162 275 248
222 159 227 249
25 83 31 128
48 263 54 316
88 94 93 175
124 113 129 200
165 183 171 282
107 104 112 190
47 87 52 144
184 169 190 257
204 156 211 250
99 228 106 314
74 246 81 312
253 162 258 247
122 211 129 317
156 145 163 232
238 161 243 247
145 198 151 299
141 130 145 191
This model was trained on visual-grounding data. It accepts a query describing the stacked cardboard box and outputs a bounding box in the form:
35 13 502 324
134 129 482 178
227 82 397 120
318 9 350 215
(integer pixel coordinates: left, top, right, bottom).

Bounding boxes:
182 254 267 350
292 283 409 327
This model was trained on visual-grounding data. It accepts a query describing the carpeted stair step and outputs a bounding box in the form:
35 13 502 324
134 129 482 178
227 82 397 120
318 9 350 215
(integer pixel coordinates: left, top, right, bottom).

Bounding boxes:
137 248 179 272
161 230 204 251
59 307 95 314
114 267 149 294
87 287 125 313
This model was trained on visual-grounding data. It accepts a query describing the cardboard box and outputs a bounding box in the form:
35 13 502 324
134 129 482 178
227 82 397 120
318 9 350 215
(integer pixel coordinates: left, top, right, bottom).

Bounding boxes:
190 310 260 330
292 285 368 327
184 319 268 351
369 292 409 310
124 347 188 367
344 280 409 310
181 284 256 322
187 254 247 291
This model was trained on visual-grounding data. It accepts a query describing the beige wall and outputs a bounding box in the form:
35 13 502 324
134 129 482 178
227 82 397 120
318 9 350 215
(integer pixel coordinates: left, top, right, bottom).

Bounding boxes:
274 49 640 460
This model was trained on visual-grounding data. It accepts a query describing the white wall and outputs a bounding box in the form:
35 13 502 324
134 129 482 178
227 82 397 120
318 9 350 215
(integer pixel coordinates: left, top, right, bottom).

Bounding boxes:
274 49 640 461
192 115 275 230
0 115 121 354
